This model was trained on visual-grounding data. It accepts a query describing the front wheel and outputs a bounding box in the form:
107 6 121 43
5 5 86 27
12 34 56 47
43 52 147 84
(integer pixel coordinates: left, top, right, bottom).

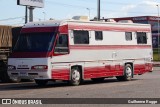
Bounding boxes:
35 80 48 86
116 64 133 81
11 78 21 83
69 67 81 86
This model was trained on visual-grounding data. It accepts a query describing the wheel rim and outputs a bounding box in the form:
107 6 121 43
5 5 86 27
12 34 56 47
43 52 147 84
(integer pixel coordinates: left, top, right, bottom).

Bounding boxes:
72 69 80 81
126 66 132 77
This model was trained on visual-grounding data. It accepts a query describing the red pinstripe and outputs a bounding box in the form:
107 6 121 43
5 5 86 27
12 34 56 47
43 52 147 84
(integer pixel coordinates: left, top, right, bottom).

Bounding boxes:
69 25 151 32
70 45 152 50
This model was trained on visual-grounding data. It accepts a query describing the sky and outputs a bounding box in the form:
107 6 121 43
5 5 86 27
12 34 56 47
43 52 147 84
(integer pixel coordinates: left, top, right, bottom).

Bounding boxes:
0 0 160 26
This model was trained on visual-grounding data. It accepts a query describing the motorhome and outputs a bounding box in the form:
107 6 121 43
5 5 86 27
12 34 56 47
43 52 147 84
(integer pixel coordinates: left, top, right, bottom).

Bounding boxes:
8 19 153 86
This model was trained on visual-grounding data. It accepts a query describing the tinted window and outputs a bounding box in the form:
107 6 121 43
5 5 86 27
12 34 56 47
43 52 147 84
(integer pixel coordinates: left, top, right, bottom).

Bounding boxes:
73 30 89 44
13 33 55 52
54 34 69 54
55 34 68 47
125 32 132 41
137 32 147 44
95 31 103 40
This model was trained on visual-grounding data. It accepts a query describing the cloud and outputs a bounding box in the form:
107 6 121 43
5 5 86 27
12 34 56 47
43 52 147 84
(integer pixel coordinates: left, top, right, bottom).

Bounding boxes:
106 0 159 18
127 0 159 16
141 0 159 7
121 5 136 11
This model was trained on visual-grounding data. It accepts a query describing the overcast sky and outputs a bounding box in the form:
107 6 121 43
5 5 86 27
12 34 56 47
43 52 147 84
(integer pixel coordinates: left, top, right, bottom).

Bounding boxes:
0 0 160 25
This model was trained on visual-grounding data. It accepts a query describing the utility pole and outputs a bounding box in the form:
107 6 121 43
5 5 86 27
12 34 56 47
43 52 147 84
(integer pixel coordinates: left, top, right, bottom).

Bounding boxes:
43 12 46 21
157 5 160 60
97 0 100 21
86 8 90 19
28 6 35 22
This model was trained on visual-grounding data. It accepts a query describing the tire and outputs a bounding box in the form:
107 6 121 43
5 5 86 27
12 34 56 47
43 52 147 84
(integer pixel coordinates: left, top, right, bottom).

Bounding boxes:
0 61 10 83
0 71 11 83
91 78 105 82
116 64 133 81
69 67 81 86
35 80 48 86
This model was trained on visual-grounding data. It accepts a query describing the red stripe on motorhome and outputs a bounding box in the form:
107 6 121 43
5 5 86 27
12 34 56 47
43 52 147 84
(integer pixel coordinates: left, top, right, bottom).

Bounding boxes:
70 45 152 50
69 25 151 32
84 66 124 79
10 52 52 58
21 25 68 33
52 69 70 80
51 64 152 80
134 63 152 74
21 27 58 33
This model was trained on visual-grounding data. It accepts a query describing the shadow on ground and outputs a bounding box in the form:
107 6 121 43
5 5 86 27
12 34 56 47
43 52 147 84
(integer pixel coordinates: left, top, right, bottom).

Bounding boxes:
0 78 140 91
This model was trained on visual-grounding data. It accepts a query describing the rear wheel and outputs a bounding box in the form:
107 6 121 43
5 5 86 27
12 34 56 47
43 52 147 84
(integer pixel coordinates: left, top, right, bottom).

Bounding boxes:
35 80 48 86
116 64 133 81
69 67 81 86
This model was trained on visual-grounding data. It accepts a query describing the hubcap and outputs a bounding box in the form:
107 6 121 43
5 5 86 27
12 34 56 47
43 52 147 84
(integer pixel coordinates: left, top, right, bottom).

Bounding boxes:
72 70 80 81
126 66 132 77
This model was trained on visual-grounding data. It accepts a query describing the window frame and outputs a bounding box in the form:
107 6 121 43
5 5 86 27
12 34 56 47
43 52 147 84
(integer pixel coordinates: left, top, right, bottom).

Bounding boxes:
95 31 103 41
125 32 132 41
137 32 147 44
73 30 89 44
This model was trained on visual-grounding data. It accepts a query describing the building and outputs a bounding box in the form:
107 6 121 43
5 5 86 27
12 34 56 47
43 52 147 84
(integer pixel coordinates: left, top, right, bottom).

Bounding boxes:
105 16 160 48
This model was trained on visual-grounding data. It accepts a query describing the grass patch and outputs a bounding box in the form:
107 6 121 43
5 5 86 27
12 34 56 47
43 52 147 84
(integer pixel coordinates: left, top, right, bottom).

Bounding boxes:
153 53 160 61
153 48 160 61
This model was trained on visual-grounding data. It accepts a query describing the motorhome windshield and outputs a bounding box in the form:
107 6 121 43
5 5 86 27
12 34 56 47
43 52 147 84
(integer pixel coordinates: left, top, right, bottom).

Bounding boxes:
13 32 56 52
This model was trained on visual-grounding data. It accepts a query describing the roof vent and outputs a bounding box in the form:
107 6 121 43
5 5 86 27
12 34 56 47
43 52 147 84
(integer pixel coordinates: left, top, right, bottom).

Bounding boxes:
118 20 133 23
106 19 116 23
72 16 89 21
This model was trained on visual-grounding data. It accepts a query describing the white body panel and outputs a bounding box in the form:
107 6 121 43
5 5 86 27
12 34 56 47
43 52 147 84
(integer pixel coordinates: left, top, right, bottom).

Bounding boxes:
8 58 52 80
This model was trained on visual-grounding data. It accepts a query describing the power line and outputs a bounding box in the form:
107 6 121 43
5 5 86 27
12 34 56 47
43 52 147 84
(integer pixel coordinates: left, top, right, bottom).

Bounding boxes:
101 1 141 6
46 1 90 9
51 0 157 7
45 0 157 15
0 16 24 22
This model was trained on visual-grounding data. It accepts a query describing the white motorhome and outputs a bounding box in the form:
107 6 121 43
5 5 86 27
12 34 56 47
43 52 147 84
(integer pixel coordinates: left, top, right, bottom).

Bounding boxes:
8 19 153 86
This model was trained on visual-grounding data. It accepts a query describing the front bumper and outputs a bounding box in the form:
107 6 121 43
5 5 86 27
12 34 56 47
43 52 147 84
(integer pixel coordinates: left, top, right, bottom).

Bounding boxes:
8 70 50 80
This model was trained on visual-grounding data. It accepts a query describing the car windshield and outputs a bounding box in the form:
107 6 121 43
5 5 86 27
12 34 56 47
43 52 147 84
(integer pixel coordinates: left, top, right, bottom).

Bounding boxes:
13 32 56 52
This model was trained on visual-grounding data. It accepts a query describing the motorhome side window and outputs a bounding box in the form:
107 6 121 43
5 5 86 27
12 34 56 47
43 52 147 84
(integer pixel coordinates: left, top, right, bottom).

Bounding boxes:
95 31 103 40
137 32 147 44
73 30 89 44
54 34 69 54
125 32 132 41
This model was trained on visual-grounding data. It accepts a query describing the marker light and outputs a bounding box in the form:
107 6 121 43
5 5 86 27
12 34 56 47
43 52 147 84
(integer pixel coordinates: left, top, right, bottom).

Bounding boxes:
31 65 48 70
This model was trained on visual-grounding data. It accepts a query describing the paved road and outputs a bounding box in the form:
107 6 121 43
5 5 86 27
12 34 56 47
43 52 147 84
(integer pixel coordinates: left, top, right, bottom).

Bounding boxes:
0 67 160 107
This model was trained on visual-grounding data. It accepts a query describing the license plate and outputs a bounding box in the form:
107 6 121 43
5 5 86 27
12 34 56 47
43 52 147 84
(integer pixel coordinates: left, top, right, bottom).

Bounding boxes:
19 72 28 76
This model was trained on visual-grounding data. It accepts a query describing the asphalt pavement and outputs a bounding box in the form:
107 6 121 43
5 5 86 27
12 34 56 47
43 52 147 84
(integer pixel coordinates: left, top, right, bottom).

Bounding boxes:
0 67 160 107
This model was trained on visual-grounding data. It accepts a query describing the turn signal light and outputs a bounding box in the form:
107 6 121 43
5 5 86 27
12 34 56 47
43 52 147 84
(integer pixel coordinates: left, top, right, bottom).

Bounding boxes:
31 65 48 70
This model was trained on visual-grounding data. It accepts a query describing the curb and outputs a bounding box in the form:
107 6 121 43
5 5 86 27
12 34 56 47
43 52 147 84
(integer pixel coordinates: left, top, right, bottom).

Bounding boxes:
153 62 160 67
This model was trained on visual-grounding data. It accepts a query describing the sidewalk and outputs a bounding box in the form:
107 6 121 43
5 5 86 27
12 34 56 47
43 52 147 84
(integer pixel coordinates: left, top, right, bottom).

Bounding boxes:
153 62 160 67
